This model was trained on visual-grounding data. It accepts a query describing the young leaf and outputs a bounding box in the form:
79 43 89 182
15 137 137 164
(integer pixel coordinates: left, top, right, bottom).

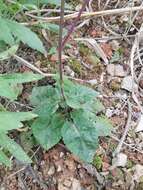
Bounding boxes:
32 113 64 150
0 133 32 164
0 72 43 100
0 150 11 167
0 112 37 132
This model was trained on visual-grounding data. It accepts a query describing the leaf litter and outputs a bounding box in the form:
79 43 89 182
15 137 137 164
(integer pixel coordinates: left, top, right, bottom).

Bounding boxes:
0 0 143 190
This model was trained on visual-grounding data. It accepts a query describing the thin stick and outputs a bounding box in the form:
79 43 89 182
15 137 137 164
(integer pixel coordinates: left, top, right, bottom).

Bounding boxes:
13 55 53 77
58 0 65 100
111 135 143 154
24 6 143 25
113 101 132 156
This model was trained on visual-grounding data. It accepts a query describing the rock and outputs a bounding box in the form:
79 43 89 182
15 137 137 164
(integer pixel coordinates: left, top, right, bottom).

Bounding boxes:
60 152 64 158
64 65 75 77
71 179 81 190
133 164 143 182
107 64 115 76
112 153 127 167
48 165 55 176
106 108 114 118
135 114 143 132
114 64 128 77
87 79 97 86
57 165 62 172
107 64 128 77
121 76 133 92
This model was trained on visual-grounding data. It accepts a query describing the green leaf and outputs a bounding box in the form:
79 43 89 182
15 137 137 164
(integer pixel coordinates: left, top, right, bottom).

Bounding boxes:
7 19 46 54
0 18 14 45
31 86 60 106
82 99 105 114
58 78 99 109
0 72 43 100
62 110 112 162
0 133 32 164
0 45 19 60
31 86 60 118
0 72 43 84
0 150 11 167
94 116 113 136
19 0 69 7
32 113 64 150
0 112 37 132
0 18 46 54
62 110 99 162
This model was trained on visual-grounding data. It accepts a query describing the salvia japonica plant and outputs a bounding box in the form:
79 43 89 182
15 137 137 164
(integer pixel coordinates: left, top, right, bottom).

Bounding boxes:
30 0 113 163
0 0 112 166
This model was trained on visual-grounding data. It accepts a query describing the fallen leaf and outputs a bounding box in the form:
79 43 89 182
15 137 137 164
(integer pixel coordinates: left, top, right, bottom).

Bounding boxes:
50 54 69 62
101 43 113 59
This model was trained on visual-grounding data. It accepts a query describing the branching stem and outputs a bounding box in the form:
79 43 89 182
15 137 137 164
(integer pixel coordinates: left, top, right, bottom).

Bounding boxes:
58 0 90 100
61 0 90 49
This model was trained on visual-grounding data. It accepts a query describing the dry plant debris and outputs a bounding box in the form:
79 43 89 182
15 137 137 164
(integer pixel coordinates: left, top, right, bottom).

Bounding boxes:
0 0 143 190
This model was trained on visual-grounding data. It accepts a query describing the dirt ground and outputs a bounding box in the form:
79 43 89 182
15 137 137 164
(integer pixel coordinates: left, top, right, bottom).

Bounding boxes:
0 0 143 189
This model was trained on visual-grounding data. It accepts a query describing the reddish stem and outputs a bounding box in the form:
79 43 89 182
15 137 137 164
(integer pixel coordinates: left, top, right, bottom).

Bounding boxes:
61 0 90 49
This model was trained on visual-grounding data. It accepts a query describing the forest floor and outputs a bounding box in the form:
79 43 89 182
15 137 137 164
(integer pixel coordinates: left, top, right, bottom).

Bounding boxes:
0 0 143 189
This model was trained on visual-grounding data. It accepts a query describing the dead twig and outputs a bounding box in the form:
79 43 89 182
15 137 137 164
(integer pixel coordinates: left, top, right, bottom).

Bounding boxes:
113 101 132 156
23 6 143 25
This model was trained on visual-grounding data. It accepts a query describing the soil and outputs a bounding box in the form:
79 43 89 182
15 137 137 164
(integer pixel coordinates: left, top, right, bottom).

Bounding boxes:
0 0 143 190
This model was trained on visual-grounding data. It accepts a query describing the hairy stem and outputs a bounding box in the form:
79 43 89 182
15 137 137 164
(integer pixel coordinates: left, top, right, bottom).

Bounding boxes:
58 0 65 100
61 0 90 49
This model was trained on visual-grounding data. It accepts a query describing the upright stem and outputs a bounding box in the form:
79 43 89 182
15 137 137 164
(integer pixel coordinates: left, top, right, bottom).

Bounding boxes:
58 0 65 100
61 0 90 49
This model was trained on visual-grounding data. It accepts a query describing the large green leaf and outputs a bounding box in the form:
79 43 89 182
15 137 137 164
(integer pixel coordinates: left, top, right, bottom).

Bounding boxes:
32 113 64 150
0 72 43 100
0 17 46 54
0 133 32 164
0 150 11 167
0 112 37 131
58 79 99 109
62 110 112 162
